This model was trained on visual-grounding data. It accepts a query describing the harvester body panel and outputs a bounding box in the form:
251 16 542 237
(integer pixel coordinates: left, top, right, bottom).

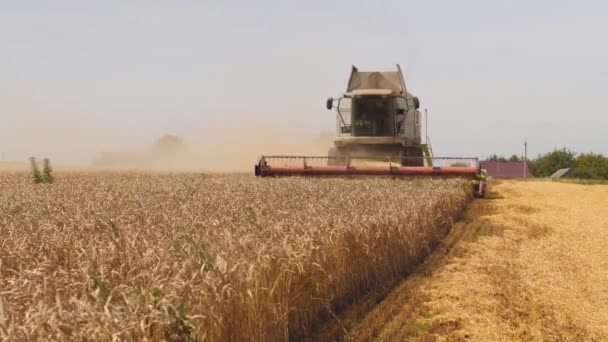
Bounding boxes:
332 65 422 164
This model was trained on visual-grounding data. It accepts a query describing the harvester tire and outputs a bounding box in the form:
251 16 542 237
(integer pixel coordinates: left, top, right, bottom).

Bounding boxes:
474 182 487 198
401 147 424 167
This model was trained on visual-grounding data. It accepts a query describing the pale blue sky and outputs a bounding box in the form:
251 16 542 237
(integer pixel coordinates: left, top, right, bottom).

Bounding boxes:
1 1 607 165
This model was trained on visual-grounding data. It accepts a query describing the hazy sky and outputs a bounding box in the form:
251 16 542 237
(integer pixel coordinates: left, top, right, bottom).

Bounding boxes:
1 1 607 165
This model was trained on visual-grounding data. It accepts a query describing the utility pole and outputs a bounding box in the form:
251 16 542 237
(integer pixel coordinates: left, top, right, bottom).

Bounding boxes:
524 138 528 179
425 108 428 145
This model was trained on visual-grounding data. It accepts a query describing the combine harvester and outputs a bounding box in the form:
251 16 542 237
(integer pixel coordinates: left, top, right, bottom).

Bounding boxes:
255 65 486 197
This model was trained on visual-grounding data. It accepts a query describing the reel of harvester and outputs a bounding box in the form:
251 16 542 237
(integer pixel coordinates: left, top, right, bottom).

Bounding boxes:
255 155 487 197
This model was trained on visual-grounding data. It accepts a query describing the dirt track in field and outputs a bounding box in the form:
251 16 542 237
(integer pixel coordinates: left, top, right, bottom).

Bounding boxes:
315 180 608 341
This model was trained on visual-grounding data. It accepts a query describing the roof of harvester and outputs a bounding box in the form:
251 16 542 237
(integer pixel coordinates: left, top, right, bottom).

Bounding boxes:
347 65 407 92
347 89 396 96
480 161 534 179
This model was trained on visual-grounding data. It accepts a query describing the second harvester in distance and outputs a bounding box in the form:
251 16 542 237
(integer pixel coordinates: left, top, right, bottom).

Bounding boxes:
255 65 487 197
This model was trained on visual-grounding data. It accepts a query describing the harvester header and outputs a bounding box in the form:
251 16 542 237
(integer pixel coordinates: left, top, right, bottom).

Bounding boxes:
255 156 486 197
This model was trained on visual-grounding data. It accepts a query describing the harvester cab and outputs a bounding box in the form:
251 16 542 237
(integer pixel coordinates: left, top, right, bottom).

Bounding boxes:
326 65 425 166
254 65 487 198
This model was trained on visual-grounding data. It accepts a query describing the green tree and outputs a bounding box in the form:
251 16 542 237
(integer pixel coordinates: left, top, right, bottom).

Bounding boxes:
42 158 54 183
508 154 522 162
528 148 577 177
573 153 608 179
486 154 507 162
29 157 44 184
29 157 55 184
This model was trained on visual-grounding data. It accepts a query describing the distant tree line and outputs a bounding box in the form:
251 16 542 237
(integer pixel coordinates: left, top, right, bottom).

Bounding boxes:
485 148 608 179
486 154 524 162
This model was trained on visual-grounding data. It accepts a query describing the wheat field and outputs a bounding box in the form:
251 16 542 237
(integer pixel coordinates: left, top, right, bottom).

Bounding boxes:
0 172 471 340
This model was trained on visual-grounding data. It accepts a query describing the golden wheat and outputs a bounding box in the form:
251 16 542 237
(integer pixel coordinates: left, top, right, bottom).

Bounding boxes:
0 172 471 340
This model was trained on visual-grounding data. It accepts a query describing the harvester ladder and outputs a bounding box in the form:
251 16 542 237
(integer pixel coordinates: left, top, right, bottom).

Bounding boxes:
422 108 434 166
422 137 434 167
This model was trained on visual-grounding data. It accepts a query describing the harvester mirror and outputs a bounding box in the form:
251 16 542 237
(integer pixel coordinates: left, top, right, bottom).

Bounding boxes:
413 97 420 109
326 97 334 110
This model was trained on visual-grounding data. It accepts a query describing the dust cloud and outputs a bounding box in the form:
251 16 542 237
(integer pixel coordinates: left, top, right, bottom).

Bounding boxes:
2 99 334 172
91 129 334 172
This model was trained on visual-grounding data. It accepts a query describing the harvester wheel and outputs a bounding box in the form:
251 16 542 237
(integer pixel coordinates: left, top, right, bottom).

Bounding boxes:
474 181 487 198
400 147 424 167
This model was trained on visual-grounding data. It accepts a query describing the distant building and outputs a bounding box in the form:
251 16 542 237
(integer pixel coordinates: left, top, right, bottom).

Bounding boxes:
550 168 572 179
480 161 534 179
